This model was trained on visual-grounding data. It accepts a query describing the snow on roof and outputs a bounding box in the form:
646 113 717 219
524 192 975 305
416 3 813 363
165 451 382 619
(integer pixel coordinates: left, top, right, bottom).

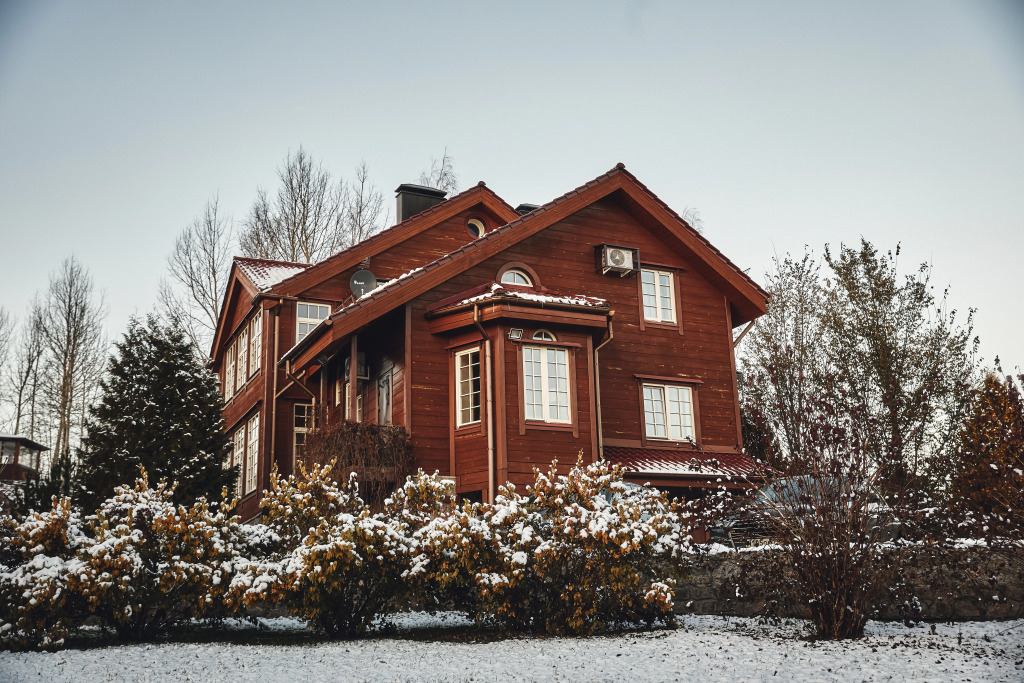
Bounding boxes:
605 446 759 479
236 258 310 292
447 283 608 310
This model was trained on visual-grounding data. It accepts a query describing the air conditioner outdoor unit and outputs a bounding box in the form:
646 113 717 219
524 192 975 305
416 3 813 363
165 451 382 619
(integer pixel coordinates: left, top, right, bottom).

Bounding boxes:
601 245 634 276
344 352 370 382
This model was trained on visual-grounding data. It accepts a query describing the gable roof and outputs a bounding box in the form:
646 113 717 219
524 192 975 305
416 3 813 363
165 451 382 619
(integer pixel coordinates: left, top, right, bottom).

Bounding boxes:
210 183 519 360
263 182 520 297
285 164 768 370
235 257 310 291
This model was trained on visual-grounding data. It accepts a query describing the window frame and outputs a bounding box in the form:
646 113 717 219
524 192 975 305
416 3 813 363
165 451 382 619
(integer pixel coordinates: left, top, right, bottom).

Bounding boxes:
224 340 236 401
638 380 700 446
296 301 331 344
521 344 572 426
454 347 482 428
232 428 244 498
342 381 363 422
249 314 262 375
500 268 533 287
640 268 677 324
293 403 312 470
244 414 259 495
235 327 248 391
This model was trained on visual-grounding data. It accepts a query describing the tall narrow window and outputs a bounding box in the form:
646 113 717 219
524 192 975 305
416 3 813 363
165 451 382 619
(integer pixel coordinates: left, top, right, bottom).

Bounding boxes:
640 269 676 323
296 302 331 343
642 383 694 441
523 346 570 423
249 314 262 375
245 414 259 494
294 403 312 469
455 348 481 427
235 328 248 391
225 340 236 401
232 428 244 497
343 382 363 421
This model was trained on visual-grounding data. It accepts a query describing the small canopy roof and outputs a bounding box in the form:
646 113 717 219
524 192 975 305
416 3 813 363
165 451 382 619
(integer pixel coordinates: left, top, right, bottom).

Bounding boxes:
0 434 49 452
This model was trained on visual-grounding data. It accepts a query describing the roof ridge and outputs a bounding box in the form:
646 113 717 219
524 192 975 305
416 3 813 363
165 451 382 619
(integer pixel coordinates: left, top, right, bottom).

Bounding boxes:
235 256 311 267
268 183 516 292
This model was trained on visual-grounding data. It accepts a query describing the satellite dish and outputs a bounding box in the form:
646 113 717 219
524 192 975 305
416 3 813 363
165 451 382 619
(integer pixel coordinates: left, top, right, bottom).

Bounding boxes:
350 269 378 298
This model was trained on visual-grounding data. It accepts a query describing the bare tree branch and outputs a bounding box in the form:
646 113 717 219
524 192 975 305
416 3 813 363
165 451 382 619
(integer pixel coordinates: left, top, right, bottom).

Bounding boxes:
418 147 459 195
341 160 388 248
239 146 346 263
162 195 233 356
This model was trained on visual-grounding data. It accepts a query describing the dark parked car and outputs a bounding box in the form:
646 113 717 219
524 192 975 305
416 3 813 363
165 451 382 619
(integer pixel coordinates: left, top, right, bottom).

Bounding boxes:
708 475 900 549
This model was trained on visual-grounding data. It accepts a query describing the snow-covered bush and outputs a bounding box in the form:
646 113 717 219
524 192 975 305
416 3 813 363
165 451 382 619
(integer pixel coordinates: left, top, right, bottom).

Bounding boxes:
230 460 412 636
475 458 680 635
0 497 90 650
394 472 495 613
75 472 242 639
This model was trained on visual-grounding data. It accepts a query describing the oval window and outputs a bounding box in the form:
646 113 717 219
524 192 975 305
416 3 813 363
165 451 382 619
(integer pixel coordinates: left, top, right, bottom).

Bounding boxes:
500 269 532 287
467 218 485 239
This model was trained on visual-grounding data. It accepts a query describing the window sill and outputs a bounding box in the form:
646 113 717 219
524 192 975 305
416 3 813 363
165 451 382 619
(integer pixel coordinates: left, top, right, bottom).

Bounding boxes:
524 421 575 432
642 320 679 329
455 422 482 432
641 438 700 450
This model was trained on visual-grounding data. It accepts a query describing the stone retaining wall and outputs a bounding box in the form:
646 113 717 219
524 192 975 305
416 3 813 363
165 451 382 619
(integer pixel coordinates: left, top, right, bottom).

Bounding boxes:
674 546 1024 621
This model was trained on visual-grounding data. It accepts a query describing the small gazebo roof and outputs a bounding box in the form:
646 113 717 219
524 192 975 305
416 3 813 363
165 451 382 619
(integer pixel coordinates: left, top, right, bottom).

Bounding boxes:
0 434 49 452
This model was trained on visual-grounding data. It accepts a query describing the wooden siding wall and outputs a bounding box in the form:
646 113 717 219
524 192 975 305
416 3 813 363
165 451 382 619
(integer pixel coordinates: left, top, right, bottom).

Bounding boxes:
405 196 740 492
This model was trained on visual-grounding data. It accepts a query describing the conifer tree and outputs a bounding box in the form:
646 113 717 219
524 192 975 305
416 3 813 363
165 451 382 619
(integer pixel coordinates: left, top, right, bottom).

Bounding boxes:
75 316 234 511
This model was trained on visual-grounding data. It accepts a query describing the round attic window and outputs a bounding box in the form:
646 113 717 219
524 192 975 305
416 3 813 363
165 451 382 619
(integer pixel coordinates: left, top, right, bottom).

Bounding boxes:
467 218 485 238
500 269 532 287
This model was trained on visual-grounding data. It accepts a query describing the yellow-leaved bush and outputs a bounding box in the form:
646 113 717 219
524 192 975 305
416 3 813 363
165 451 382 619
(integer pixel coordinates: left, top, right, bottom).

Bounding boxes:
228 460 412 636
474 458 681 635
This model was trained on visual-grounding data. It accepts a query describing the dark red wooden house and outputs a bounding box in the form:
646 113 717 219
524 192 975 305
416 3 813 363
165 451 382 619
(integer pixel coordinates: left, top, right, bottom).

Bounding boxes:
211 164 768 521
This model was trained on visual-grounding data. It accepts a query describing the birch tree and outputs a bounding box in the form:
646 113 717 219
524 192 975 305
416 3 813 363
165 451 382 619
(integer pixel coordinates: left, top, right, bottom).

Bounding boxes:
418 147 459 195
38 257 107 456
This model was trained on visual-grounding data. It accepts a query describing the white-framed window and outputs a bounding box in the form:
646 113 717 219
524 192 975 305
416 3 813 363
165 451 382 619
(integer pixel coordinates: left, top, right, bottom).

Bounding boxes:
294 403 313 468
297 302 331 343
532 329 556 342
232 428 245 497
641 268 676 323
642 383 695 441
225 340 236 401
500 269 532 287
523 345 570 423
235 328 248 391
249 314 262 375
342 382 363 422
467 218 485 238
245 414 259 494
455 348 481 427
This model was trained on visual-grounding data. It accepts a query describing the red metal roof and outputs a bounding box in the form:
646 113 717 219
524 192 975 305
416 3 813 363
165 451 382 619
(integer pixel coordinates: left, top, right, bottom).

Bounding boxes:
605 446 761 479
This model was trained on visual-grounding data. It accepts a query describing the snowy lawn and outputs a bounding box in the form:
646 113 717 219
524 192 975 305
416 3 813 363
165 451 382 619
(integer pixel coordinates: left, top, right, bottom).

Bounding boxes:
2 613 1022 682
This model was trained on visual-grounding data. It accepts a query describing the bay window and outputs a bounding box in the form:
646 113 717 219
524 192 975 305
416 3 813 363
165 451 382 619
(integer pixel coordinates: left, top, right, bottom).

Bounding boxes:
523 345 570 424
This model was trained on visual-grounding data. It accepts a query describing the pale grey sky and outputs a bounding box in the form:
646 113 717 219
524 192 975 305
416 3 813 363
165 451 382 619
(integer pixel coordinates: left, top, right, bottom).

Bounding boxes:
1 1 1022 369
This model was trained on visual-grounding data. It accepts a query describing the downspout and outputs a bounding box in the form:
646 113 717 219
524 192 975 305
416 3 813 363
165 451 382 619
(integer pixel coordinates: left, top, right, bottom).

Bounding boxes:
473 303 495 503
269 303 280 482
593 311 615 460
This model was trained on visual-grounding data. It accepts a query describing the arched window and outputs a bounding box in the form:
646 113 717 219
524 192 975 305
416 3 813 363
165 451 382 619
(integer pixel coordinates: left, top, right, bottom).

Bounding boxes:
466 218 485 239
532 329 556 342
500 269 532 287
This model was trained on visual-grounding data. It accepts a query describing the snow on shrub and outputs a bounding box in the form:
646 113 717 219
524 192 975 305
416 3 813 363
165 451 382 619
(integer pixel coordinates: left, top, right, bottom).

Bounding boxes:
475 458 680 635
75 472 242 639
0 497 89 651
393 471 496 613
230 460 412 636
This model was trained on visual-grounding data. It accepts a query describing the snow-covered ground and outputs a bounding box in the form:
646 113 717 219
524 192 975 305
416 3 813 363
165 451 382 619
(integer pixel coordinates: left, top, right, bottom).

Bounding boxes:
2 613 1021 682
